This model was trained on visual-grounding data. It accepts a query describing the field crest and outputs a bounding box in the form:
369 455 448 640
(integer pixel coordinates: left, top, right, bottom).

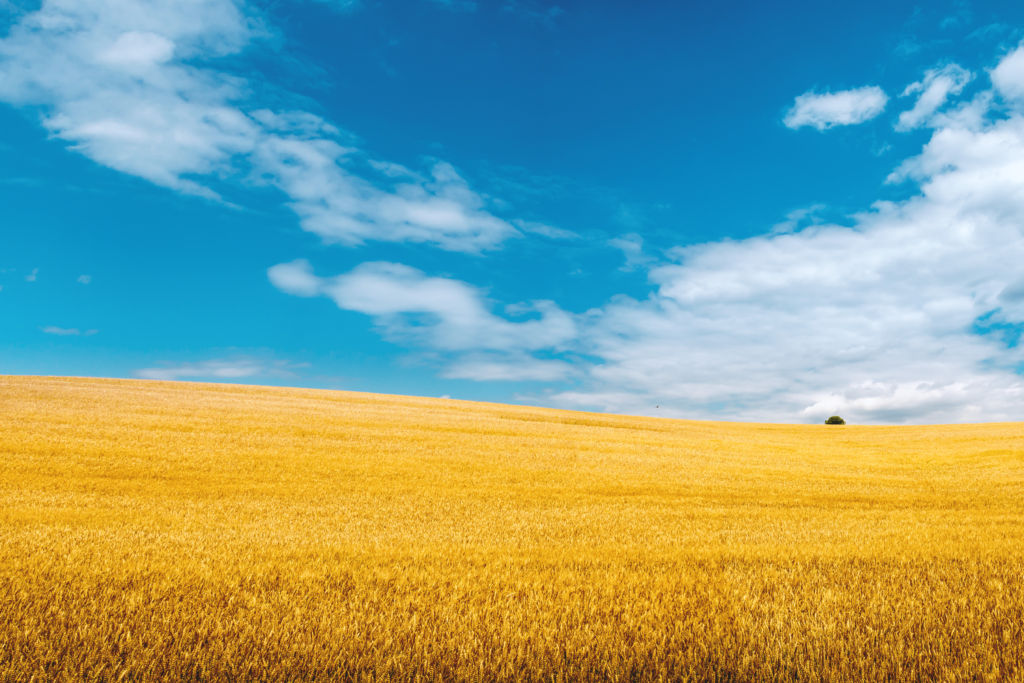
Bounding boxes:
2 376 1023 680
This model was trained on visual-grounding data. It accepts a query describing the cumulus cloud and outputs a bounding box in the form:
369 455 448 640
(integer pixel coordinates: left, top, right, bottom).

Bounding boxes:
896 64 973 131
545 46 1024 424
0 0 518 251
0 0 257 199
991 44 1024 102
268 259 576 379
267 258 321 297
784 86 888 130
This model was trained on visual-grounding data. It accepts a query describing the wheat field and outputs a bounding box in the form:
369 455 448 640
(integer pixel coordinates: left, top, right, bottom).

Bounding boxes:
1 375 1023 681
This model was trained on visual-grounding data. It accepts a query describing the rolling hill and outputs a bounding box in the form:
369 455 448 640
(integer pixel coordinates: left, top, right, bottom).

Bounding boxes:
2 375 1022 680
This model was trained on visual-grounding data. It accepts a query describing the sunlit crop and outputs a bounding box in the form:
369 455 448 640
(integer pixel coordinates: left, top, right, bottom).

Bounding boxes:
2 376 1023 680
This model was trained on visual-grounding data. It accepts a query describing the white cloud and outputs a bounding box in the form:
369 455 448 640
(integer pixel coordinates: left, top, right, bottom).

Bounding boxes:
991 45 1024 102
511 219 579 240
270 259 576 351
134 357 295 381
256 146 519 249
0 0 518 251
769 204 826 234
97 31 175 68
25 268 37 282
608 233 654 271
784 86 888 130
896 64 973 131
269 259 576 378
77 274 92 284
267 259 321 297
546 50 1024 424
0 0 258 199
41 326 97 336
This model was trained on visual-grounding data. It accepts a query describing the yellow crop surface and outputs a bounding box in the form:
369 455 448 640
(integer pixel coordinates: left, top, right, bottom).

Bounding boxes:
2 375 1023 681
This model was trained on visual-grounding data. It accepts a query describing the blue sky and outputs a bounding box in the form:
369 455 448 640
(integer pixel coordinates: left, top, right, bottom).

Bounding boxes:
3 0 1024 423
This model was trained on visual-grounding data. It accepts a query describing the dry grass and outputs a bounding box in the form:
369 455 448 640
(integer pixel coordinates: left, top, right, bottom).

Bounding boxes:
2 375 1023 681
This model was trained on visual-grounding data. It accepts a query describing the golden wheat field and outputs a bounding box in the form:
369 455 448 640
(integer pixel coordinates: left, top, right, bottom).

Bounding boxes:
2 375 1024 681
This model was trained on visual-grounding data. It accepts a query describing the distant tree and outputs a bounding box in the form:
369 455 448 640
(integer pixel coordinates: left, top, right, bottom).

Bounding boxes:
825 415 846 425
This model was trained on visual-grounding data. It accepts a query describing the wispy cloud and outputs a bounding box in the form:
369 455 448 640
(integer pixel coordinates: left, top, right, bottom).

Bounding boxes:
24 268 37 282
0 0 521 252
511 219 579 241
784 86 888 130
896 63 973 131
41 326 97 336
268 259 576 379
608 233 655 271
77 274 92 284
769 204 827 235
134 357 300 381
